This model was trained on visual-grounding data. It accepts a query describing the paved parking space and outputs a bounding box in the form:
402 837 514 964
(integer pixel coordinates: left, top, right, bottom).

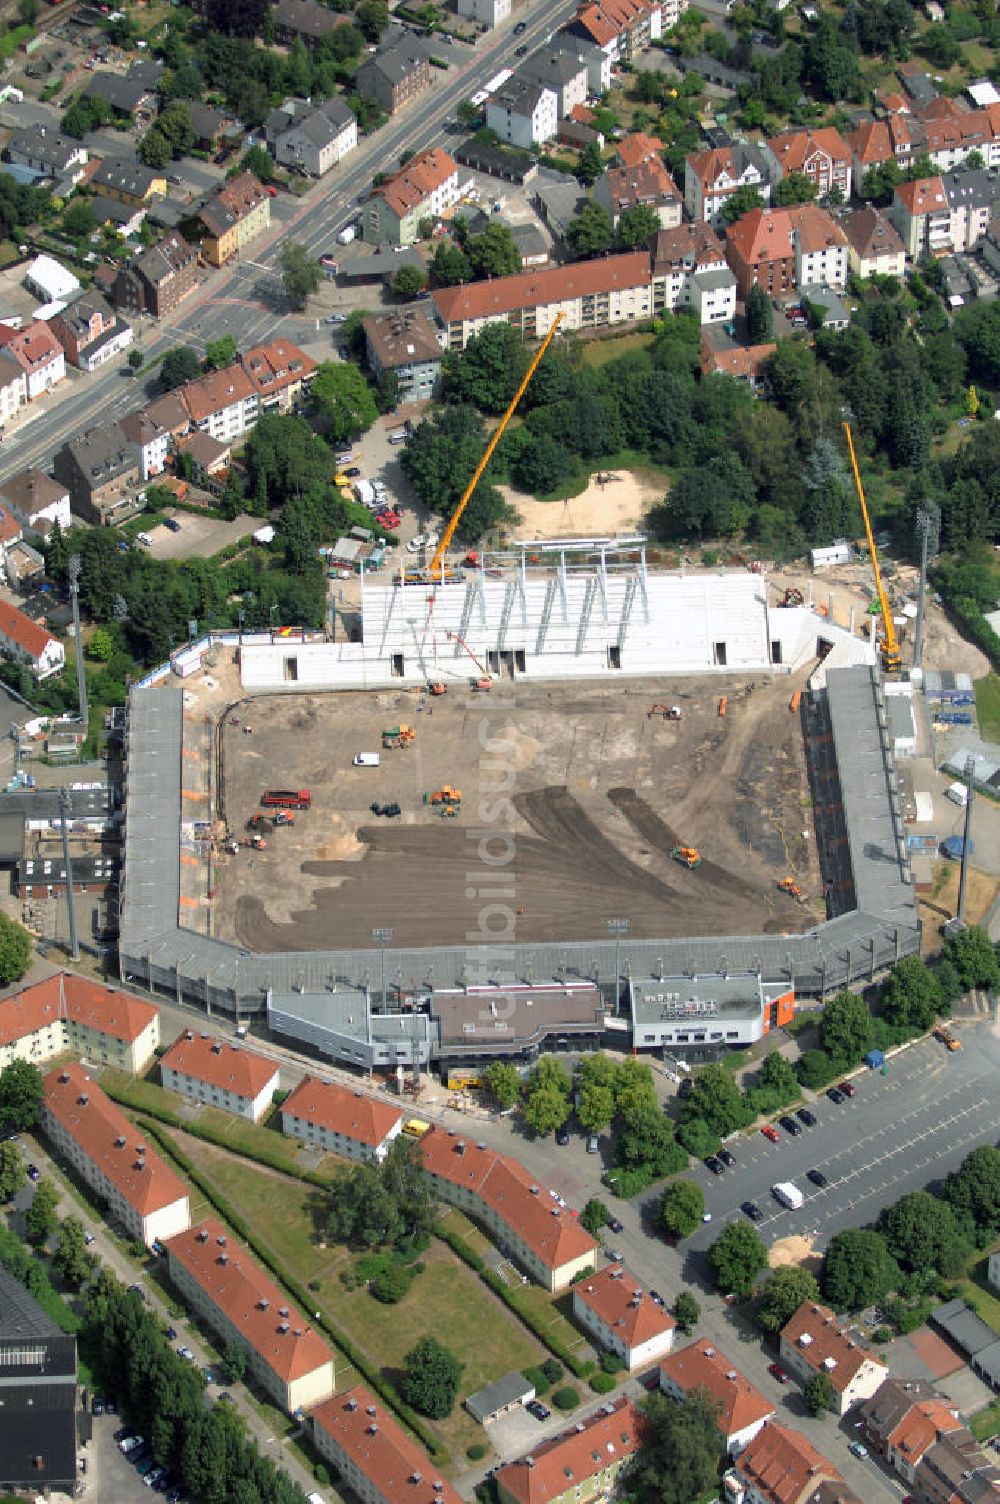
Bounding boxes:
82 1414 165 1504
144 512 260 561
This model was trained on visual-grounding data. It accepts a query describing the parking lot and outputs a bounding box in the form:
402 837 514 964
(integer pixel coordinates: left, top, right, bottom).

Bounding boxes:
82 1413 173 1504
143 511 261 561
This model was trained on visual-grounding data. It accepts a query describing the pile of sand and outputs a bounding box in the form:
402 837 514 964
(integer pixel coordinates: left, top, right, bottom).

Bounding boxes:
501 469 666 541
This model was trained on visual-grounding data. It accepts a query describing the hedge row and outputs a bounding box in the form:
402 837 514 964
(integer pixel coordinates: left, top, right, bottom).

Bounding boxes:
435 1222 591 1380
138 1119 449 1468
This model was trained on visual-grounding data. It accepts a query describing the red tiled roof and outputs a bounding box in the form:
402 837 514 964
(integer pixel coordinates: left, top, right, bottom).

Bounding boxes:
660 1339 774 1439
765 126 851 174
781 1301 886 1395
652 220 726 271
685 145 740 189
735 1421 853 1504
0 504 20 546
180 363 257 423
420 1127 597 1272
0 598 59 660
602 159 679 213
432 252 650 324
700 340 776 381
497 1397 641 1504
0 320 63 375
161 1030 279 1100
281 1075 402 1148
725 206 795 266
0 973 157 1048
888 1396 964 1463
790 202 847 254
374 147 457 218
43 1063 187 1216
241 339 316 397
165 1218 333 1382
894 175 948 214
573 1263 675 1349
310 1386 463 1504
616 131 664 168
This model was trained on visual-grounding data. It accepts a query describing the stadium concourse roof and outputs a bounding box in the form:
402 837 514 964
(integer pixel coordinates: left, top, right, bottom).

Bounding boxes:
119 670 919 1023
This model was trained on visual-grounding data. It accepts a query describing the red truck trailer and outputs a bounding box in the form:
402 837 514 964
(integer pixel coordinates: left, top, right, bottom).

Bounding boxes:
261 789 311 809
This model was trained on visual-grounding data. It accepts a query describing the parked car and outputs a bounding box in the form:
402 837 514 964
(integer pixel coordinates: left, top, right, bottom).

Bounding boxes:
741 1200 763 1222
768 1363 789 1384
796 1108 817 1127
606 1216 624 1234
513 18 527 30
761 1124 781 1143
26 1164 39 1181
515 42 528 52
527 1400 550 1420
826 1087 845 1104
849 1441 868 1460
163 517 181 532
586 1134 599 1154
704 1156 725 1176
345 465 361 478
92 1397 104 1415
176 1346 195 1362
165 1327 177 1341
407 534 430 553
605 1249 624 1263
113 1427 133 1445
718 1148 736 1168
839 1081 856 1098
806 1169 828 1187
678 1078 693 1099
649 1289 664 1305
778 1115 802 1137
555 1125 570 1145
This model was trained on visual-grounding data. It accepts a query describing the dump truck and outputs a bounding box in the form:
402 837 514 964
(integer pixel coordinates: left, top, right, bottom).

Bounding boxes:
933 1026 961 1052
471 678 492 692
672 845 702 869
772 1181 804 1210
261 789 311 809
649 704 682 720
426 786 461 805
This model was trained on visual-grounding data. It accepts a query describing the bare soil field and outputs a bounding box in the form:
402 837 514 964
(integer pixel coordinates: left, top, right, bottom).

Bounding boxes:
210 674 822 955
501 468 664 541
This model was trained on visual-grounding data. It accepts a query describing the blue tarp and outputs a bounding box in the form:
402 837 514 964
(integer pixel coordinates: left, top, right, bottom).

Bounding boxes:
866 1049 885 1068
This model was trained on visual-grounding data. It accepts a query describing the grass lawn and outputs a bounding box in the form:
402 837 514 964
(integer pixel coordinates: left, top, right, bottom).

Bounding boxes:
580 332 656 368
976 675 1000 743
953 1245 1000 1336
971 1395 1000 1442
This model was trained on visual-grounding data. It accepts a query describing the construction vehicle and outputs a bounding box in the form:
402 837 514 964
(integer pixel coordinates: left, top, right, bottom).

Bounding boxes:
471 678 492 692
427 313 565 582
428 682 447 697
370 801 402 818
672 845 703 868
843 422 901 674
248 811 295 832
777 587 804 608
718 697 728 718
425 787 462 805
261 789 311 809
239 834 267 850
382 724 416 749
778 877 804 901
789 690 802 713
933 1026 961 1052
649 704 682 720
445 629 493 685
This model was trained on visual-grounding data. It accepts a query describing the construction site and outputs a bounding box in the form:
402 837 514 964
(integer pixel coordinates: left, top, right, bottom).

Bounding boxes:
209 674 823 955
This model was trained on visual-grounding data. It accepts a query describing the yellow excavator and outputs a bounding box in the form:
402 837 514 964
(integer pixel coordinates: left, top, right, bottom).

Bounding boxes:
843 422 901 675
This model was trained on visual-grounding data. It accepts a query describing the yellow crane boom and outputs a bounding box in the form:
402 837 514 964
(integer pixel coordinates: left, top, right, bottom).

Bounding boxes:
843 421 901 674
428 312 564 579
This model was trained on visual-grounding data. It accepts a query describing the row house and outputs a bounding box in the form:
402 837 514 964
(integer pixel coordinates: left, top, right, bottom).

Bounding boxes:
650 221 736 323
0 974 158 1075
311 1387 464 1504
571 1263 676 1370
6 124 87 183
180 363 258 442
779 1301 887 1417
165 1219 334 1414
724 1421 862 1504
659 1339 774 1454
684 143 770 226
859 1378 964 1485
365 147 461 246
567 0 666 63
923 104 999 172
90 158 166 207
761 126 853 202
495 1397 642 1504
845 114 917 188
890 175 952 258
594 157 682 229
241 338 317 414
916 1428 1000 1504
52 422 139 524
841 206 906 278
114 232 200 320
264 96 358 179
725 204 847 299
0 351 27 425
49 290 132 372
41 1063 189 1248
119 409 170 482
431 251 652 350
198 172 271 268
420 1126 597 1290
0 469 70 533
281 1075 403 1163
0 321 65 400
0 599 64 680
160 1031 279 1122
486 79 559 150
355 35 431 116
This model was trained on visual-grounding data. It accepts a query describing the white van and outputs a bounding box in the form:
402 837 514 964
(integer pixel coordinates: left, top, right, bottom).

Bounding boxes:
945 781 969 807
137 532 152 546
388 429 408 445
353 753 380 767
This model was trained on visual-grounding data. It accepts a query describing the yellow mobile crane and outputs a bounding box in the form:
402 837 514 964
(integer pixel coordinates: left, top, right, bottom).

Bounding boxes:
427 312 564 581
843 421 901 675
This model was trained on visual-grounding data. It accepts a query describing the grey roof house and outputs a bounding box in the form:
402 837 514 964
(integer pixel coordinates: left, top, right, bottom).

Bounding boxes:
264 97 357 178
355 34 431 114
6 124 87 182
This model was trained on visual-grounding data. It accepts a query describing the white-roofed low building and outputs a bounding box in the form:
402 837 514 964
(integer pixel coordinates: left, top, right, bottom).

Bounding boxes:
23 255 81 304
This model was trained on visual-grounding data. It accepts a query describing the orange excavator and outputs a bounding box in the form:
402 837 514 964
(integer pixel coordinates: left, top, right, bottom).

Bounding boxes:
672 846 703 869
778 877 804 901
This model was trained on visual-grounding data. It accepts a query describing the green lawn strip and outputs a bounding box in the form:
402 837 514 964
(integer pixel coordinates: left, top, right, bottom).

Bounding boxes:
975 675 1000 743
580 331 656 368
970 1396 1000 1442
952 1245 1000 1335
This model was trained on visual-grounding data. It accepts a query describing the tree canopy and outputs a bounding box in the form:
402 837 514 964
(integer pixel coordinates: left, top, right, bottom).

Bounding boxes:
310 362 379 444
628 1389 723 1504
0 1061 43 1134
400 1335 463 1418
708 1222 768 1296
822 1228 899 1311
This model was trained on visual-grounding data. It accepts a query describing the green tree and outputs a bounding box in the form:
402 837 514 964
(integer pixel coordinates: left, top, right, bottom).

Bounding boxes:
577 1082 616 1133
942 1145 1000 1238
755 1265 820 1333
942 925 1000 992
445 323 529 415
204 335 238 371
484 1060 521 1110
721 184 765 224
681 1063 746 1138
391 264 428 299
401 1335 463 1418
52 1216 94 1289
457 98 480 127
773 171 817 206
310 362 378 444
0 1060 42 1133
356 0 389 38
467 222 521 279
822 1228 898 1312
127 348 144 371
18 0 39 22
138 128 171 169
160 346 202 391
880 956 942 1032
708 1221 768 1296
220 1345 247 1383
659 1180 705 1239
326 1162 402 1248
746 283 773 344
430 240 472 286
88 626 115 662
758 1050 798 1103
371 1261 412 1303
617 202 660 251
877 1191 968 1277
24 1177 59 1246
576 140 605 186
279 241 322 308
157 100 196 159
629 1389 722 1504
239 144 274 183
581 1197 610 1235
819 990 873 1068
0 911 30 988
63 197 96 238
672 1289 700 1333
524 1082 570 1136
616 1102 685 1176
0 1141 25 1202
512 433 579 495
804 1371 835 1416
566 201 613 260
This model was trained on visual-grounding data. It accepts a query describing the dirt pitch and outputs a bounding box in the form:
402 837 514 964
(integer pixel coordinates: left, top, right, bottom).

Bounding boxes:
211 675 822 955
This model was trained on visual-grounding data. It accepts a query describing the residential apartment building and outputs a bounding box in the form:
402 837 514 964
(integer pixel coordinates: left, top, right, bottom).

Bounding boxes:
519 49 590 118
859 1378 964 1485
272 0 347 43
457 0 512 26
0 599 64 679
365 148 461 246
724 1421 862 1504
594 158 682 229
923 105 998 171
842 206 906 278
198 173 271 268
684 144 769 226
487 79 559 149
0 321 64 400
495 1397 641 1504
431 251 652 349
724 204 846 298
761 126 853 201
265 97 358 178
355 35 431 115
890 175 951 258
114 232 199 319
362 309 443 403
845 114 917 188
0 469 70 532
779 1302 887 1416
659 1339 775 1454
0 352 26 424
650 221 736 323
119 409 170 482
571 1262 675 1369
311 1386 464 1504
942 166 1000 252
6 124 87 182
180 363 258 442
0 974 159 1074
242 338 317 414
160 1031 279 1122
914 1426 1000 1504
568 0 666 62
792 203 849 291
41 1063 189 1247
420 1127 597 1290
49 291 132 372
281 1076 403 1162
165 1219 334 1413
89 158 166 206
550 29 613 93
52 422 139 524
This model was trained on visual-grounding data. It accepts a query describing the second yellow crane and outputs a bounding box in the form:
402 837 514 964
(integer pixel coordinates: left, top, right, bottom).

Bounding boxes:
843 421 901 675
